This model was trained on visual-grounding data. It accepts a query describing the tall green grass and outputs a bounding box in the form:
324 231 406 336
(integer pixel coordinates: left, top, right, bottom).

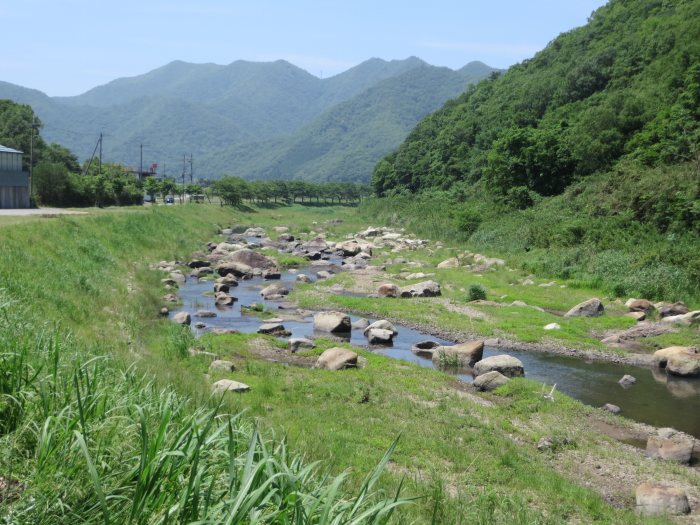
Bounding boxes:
0 207 410 523
0 294 409 523
360 168 700 304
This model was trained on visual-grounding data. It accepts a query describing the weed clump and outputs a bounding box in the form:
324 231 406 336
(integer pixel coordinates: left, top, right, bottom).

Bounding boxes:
468 284 488 301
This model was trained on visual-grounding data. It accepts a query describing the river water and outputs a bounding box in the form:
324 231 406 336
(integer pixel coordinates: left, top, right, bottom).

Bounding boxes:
174 258 700 438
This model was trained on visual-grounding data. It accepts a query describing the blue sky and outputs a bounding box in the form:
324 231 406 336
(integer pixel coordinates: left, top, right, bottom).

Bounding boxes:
1 0 606 96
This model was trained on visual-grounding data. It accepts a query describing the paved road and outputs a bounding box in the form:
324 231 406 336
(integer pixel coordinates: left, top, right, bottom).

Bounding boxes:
0 208 87 216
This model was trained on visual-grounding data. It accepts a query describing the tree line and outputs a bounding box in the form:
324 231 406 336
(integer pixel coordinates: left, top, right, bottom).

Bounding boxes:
210 176 371 206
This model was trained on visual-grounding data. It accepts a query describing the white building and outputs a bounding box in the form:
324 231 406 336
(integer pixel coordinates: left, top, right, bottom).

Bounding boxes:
0 145 29 208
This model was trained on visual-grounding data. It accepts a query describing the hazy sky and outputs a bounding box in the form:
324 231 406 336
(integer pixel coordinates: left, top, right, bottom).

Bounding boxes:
2 0 607 96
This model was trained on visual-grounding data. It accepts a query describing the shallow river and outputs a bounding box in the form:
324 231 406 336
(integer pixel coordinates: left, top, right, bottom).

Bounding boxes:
174 258 700 438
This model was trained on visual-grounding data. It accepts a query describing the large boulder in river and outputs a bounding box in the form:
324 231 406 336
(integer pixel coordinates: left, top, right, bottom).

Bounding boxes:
635 483 690 516
564 298 604 318
216 260 253 279
377 283 399 298
315 347 358 370
260 283 290 299
432 341 484 368
473 355 524 378
400 280 441 298
366 328 394 345
363 320 398 336
667 350 700 378
654 346 700 376
227 249 277 270
473 370 510 391
313 311 352 333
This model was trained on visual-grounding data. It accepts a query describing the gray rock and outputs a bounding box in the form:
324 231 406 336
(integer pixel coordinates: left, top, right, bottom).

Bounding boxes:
315 347 358 370
659 302 689 318
473 355 524 378
215 260 253 279
213 379 250 393
352 318 370 330
635 483 690 516
618 374 636 387
215 292 236 306
209 360 236 372
536 436 554 451
473 370 510 391
363 320 398 336
172 312 191 325
194 322 206 329
647 430 695 464
564 298 604 318
316 270 332 279
257 323 291 336
313 311 352 333
432 341 485 368
194 310 217 318
400 280 441 298
296 274 312 283
601 403 621 414
260 284 290 299
366 328 394 344
411 340 440 358
288 338 315 353
437 257 459 269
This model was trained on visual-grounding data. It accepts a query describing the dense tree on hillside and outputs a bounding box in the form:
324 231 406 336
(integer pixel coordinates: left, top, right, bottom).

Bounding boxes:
372 0 700 199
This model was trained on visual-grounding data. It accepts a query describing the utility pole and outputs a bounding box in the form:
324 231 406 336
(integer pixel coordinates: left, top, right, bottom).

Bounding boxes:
98 132 102 176
190 153 193 183
140 143 143 181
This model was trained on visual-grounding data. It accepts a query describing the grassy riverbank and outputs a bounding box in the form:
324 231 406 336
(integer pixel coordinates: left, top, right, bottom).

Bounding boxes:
0 204 697 523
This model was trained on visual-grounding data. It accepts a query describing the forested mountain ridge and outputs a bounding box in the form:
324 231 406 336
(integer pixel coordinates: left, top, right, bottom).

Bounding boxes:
0 58 495 180
202 62 494 182
372 0 700 198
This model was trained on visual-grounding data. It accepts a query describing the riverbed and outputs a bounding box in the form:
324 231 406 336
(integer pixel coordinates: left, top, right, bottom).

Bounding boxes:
174 257 700 438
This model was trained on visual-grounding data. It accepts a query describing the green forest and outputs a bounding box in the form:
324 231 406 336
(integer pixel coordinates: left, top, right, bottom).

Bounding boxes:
368 0 700 302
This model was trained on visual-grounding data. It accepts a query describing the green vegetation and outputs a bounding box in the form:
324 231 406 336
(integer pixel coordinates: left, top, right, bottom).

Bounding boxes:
467 284 487 302
0 206 410 523
369 0 700 301
0 204 695 523
211 177 371 206
373 0 700 196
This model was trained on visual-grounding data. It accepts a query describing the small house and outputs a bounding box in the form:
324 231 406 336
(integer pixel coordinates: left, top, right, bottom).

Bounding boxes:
0 145 29 208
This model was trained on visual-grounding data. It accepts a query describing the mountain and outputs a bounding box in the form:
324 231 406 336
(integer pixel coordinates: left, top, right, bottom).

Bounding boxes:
372 0 700 197
0 57 496 180
204 62 494 182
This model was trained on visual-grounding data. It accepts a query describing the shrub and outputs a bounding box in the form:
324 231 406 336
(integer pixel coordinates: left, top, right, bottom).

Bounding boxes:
468 284 488 301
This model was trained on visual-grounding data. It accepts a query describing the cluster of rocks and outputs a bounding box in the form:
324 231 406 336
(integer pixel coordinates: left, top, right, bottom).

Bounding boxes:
409 339 523 391
625 298 699 325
